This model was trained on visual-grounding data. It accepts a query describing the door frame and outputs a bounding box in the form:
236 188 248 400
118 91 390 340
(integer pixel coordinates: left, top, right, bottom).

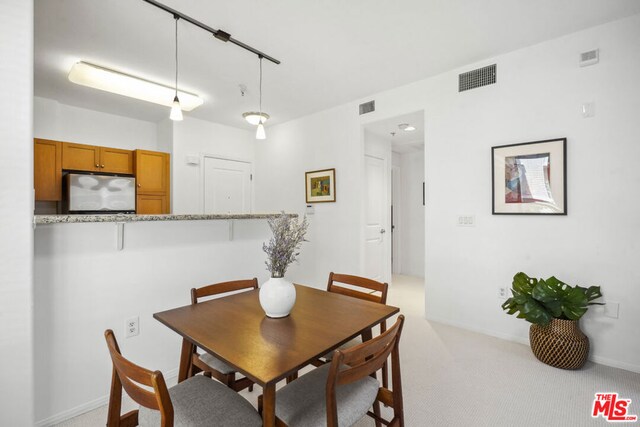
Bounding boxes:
200 154 254 214
391 164 402 274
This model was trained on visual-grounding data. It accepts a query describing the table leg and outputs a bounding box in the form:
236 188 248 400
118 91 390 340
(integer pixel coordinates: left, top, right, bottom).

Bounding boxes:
178 338 193 383
262 382 276 427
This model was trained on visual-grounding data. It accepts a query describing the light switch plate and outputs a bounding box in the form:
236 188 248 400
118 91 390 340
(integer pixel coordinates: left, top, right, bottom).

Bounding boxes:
457 215 475 227
604 302 619 319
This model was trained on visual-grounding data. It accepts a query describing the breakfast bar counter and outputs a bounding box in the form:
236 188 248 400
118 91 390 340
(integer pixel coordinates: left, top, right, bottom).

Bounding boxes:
34 212 296 225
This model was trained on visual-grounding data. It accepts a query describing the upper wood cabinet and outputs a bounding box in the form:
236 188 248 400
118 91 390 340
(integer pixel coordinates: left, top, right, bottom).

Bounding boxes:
135 150 170 194
62 142 99 171
62 142 133 174
135 149 170 214
34 139 62 201
100 147 134 174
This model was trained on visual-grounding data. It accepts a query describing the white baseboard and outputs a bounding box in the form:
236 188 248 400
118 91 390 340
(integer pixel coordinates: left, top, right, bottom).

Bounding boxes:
425 314 640 374
35 367 179 427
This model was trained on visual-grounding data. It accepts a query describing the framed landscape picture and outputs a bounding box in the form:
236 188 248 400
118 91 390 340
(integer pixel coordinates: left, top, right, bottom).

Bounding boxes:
305 168 336 203
492 138 566 215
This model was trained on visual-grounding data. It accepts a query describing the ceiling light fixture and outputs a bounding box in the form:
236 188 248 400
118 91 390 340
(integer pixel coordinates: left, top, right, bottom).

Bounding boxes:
142 0 280 65
68 61 203 111
244 56 268 140
242 112 270 126
169 16 183 121
398 123 416 132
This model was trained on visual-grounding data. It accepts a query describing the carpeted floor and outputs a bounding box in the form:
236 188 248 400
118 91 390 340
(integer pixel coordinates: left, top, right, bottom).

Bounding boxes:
56 275 640 427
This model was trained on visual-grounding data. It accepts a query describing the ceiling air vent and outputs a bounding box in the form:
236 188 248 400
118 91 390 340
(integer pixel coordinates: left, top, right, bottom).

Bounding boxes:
359 100 375 115
459 64 496 92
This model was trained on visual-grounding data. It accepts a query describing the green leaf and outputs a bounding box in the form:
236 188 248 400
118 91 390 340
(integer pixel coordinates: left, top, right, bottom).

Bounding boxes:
581 285 603 302
512 272 536 295
502 272 604 325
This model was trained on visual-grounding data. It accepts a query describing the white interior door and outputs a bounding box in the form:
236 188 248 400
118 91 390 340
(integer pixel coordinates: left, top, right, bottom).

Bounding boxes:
364 155 388 282
203 157 252 214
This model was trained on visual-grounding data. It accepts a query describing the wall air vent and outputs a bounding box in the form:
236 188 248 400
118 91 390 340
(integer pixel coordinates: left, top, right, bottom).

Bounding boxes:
359 100 375 115
458 64 496 92
579 49 599 67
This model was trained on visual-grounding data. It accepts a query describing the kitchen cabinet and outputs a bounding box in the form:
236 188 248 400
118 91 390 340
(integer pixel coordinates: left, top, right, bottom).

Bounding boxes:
135 150 170 214
136 194 168 215
34 139 62 201
62 142 133 174
100 147 134 174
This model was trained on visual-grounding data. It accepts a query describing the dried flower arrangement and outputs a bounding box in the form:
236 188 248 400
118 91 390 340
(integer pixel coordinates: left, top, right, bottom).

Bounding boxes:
263 212 309 278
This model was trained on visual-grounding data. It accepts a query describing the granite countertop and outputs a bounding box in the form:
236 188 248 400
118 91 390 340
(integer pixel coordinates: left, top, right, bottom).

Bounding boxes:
34 213 297 225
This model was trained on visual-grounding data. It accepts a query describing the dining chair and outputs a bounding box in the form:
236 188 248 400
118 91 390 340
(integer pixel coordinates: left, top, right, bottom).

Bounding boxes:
259 315 405 427
188 278 258 392
104 330 261 427
316 272 390 387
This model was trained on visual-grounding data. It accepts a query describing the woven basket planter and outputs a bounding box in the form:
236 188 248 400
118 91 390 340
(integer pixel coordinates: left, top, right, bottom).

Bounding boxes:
529 318 589 370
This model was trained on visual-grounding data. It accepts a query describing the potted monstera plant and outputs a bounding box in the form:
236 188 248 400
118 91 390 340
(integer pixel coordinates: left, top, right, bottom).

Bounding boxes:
501 272 603 369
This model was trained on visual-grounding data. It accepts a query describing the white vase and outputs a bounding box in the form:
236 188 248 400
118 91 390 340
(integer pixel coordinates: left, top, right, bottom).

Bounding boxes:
259 277 296 318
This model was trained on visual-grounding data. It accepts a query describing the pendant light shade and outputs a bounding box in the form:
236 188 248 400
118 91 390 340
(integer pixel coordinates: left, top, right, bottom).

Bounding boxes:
170 95 183 121
170 17 183 121
256 122 266 140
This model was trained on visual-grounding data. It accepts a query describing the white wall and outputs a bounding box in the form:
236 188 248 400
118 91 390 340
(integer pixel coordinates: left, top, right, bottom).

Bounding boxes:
34 220 272 425
254 105 363 288
0 1 34 425
34 96 157 150
257 14 640 372
171 117 256 214
396 150 425 278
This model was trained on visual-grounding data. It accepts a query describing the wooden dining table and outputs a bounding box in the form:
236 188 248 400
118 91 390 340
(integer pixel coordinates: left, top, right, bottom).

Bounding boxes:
153 283 399 427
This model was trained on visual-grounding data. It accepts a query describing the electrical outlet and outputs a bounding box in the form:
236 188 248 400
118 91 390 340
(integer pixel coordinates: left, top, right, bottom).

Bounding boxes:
498 287 509 299
125 316 139 338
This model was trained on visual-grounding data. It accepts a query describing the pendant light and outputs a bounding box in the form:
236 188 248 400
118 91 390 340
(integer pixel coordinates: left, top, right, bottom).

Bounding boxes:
169 16 183 121
243 56 268 139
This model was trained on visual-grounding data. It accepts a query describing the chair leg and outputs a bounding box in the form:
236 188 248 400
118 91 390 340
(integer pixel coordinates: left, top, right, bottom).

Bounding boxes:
382 361 389 390
286 372 298 384
226 373 236 389
373 400 383 427
249 384 254 392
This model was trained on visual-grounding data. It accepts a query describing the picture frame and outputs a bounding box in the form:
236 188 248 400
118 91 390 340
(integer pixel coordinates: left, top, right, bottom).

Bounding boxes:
492 138 567 215
305 168 336 203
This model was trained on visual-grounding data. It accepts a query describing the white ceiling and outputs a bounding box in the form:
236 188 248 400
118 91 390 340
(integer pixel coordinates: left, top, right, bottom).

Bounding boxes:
365 111 425 154
35 1 640 131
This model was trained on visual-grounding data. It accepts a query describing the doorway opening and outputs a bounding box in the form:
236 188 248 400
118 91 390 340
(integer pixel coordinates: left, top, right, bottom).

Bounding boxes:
362 111 425 285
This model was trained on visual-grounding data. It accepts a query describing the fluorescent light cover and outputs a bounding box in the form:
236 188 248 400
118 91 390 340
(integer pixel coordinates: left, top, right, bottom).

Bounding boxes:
68 61 203 111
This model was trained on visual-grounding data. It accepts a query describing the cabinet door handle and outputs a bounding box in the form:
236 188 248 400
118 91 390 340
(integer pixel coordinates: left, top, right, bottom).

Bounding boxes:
137 184 141 188
101 165 105 168
95 163 99 167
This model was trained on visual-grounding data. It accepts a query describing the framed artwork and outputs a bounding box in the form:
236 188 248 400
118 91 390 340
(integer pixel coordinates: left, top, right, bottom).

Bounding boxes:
492 138 566 215
305 168 336 203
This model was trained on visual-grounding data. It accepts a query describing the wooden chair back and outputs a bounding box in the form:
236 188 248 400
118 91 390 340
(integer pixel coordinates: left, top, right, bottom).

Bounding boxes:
105 329 173 427
326 315 405 427
191 278 259 304
326 272 388 304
